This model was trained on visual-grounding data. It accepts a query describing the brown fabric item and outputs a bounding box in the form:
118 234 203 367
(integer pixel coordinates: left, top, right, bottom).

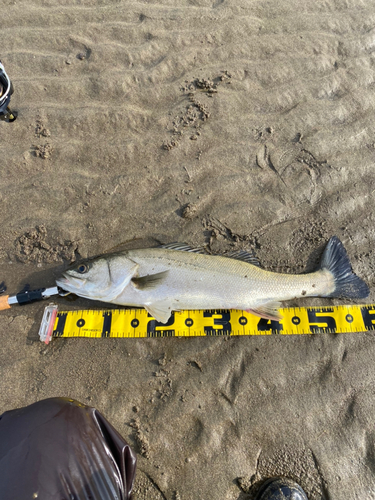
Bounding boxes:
0 398 137 500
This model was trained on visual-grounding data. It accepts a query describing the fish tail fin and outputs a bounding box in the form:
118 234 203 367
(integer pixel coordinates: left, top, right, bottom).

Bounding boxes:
320 236 369 299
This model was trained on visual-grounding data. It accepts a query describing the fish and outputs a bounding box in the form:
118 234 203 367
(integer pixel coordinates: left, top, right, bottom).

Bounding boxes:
55 236 369 324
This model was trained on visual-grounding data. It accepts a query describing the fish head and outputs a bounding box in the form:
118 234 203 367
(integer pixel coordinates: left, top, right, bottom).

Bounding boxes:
56 254 139 302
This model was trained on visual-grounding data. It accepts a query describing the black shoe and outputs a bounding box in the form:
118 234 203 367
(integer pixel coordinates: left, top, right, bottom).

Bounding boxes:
255 477 308 500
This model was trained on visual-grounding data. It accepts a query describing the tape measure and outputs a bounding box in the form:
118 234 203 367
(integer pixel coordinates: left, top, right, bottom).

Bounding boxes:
38 303 375 343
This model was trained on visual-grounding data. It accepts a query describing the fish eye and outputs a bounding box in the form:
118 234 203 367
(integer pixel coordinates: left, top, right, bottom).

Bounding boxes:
76 264 89 274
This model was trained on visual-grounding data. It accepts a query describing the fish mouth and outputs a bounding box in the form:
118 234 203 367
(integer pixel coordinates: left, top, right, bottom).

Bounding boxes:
56 274 87 293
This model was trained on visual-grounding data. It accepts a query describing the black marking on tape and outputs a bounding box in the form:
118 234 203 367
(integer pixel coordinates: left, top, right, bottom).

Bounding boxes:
54 312 67 337
101 312 112 338
203 310 231 336
345 314 354 323
257 317 283 335
239 316 248 325
361 305 375 331
148 330 175 337
147 313 175 337
307 307 336 334
292 316 300 325
205 328 227 337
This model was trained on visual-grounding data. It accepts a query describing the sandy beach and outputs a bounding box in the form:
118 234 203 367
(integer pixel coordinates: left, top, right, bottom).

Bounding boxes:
1 0 375 498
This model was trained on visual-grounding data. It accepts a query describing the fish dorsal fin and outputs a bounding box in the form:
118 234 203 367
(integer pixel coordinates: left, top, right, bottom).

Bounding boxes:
145 303 173 323
132 271 169 290
246 301 282 321
160 242 206 254
225 250 260 267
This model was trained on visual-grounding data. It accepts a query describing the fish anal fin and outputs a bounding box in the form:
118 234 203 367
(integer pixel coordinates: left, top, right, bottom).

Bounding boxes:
246 301 282 321
225 250 260 267
145 303 173 324
132 271 169 290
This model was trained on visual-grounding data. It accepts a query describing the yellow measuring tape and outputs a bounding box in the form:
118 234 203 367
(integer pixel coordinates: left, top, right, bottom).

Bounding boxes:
39 304 375 342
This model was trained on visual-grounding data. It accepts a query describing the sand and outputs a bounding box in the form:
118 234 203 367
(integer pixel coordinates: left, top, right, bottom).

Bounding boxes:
1 0 375 498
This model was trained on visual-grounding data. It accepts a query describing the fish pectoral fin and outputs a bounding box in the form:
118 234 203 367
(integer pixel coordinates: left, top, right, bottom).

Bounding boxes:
131 271 169 290
246 301 282 321
145 303 173 324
